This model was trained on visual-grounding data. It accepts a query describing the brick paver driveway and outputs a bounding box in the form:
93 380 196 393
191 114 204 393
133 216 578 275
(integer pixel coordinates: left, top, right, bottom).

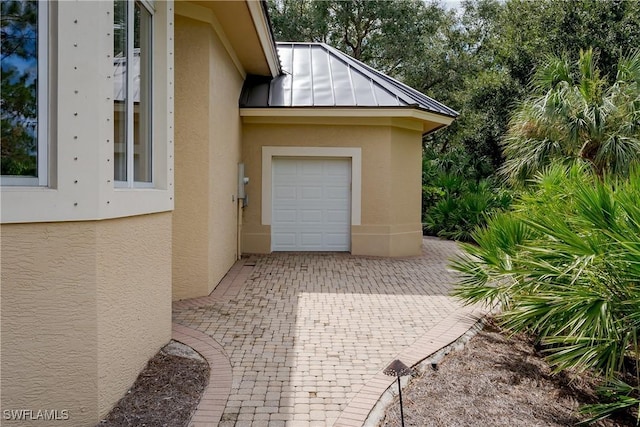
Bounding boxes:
172 237 485 426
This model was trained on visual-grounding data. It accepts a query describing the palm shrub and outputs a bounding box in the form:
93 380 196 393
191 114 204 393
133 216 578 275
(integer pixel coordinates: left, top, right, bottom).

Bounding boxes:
452 164 640 423
500 48 640 183
422 146 512 242
423 178 511 242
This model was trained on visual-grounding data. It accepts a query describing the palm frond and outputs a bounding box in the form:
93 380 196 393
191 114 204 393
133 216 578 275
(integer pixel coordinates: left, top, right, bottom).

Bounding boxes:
501 48 640 182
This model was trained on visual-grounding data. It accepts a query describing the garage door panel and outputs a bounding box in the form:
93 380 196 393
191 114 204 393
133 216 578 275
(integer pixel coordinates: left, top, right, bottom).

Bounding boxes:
325 164 350 177
325 233 350 247
301 161 323 175
273 209 297 223
272 158 351 251
326 209 350 223
301 187 323 200
300 233 323 247
300 209 323 223
323 174 349 183
272 232 297 247
274 186 297 200
325 186 350 200
276 161 298 175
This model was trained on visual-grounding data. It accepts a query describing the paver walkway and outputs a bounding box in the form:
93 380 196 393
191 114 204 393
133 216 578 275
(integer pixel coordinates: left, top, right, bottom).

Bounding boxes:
172 237 486 426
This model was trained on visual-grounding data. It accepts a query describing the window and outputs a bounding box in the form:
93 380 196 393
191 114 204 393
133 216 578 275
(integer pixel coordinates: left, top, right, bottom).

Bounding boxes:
114 0 153 187
1 0 48 186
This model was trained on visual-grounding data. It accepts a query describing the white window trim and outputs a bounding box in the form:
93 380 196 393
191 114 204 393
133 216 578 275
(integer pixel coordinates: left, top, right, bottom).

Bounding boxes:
139 0 155 13
1 0 173 224
0 1 48 187
115 0 154 189
37 0 48 186
261 146 362 226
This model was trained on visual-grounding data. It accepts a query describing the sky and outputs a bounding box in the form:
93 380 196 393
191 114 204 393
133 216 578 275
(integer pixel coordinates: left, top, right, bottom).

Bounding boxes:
441 0 464 10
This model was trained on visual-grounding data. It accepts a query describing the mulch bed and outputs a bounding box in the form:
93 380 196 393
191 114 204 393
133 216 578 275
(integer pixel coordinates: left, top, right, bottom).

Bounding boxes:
97 341 209 427
379 321 637 427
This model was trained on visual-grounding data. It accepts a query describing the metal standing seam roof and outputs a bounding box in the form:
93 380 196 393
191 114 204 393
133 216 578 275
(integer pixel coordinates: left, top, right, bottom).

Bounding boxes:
240 42 458 118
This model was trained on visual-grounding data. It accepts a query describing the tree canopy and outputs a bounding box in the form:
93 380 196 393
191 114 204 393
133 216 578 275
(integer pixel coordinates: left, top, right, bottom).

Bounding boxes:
1 0 39 176
267 0 640 178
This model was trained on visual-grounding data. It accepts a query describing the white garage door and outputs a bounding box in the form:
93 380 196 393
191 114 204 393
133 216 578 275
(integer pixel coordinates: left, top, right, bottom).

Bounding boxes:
272 158 351 251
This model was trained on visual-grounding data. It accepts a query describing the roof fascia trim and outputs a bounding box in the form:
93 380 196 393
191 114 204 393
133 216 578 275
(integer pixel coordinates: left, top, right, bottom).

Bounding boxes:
175 2 246 79
240 108 455 133
247 1 281 77
240 107 455 125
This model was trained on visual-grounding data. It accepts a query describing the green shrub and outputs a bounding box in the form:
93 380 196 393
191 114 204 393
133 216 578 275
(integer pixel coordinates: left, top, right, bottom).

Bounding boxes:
453 164 640 423
422 145 512 242
422 171 511 242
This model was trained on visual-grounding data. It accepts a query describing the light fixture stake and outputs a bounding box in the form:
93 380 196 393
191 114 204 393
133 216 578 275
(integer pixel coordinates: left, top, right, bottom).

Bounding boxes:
383 359 413 427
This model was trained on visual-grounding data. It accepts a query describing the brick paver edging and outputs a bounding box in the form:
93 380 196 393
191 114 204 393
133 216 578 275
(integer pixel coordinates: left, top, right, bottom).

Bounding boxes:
172 323 232 427
334 304 488 427
172 260 250 310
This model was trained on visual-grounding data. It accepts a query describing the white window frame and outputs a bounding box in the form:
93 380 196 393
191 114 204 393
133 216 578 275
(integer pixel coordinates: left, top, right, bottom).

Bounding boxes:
115 0 154 189
0 0 48 187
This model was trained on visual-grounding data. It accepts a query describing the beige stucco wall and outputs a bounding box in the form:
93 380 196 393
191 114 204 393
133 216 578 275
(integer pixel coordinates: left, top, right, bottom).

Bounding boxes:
1 222 98 426
241 123 424 257
389 127 423 256
96 213 172 416
0 213 171 426
172 13 244 300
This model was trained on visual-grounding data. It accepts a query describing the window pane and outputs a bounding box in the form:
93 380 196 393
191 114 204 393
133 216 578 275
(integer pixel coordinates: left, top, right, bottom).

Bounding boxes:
113 0 127 181
134 1 152 183
1 0 39 177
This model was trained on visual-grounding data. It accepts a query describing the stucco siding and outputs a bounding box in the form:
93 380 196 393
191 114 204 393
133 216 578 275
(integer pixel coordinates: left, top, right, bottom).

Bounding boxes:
390 127 424 256
1 222 99 426
209 20 244 294
361 128 392 226
0 213 171 425
173 15 212 300
241 123 423 257
173 13 244 300
96 213 172 417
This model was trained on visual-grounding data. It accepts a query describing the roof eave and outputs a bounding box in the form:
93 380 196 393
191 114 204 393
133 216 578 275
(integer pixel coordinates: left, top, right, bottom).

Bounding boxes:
247 1 281 77
240 106 456 134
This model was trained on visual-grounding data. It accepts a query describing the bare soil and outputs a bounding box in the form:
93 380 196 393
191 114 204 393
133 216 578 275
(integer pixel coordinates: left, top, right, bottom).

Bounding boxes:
379 321 636 427
97 341 209 427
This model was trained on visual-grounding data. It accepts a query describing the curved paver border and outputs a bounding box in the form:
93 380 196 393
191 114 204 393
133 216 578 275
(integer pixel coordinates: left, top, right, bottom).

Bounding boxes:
334 304 488 427
172 323 232 427
365 316 487 426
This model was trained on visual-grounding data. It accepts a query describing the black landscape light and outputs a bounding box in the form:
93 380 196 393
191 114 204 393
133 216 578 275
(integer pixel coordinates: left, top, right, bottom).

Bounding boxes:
383 359 413 427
